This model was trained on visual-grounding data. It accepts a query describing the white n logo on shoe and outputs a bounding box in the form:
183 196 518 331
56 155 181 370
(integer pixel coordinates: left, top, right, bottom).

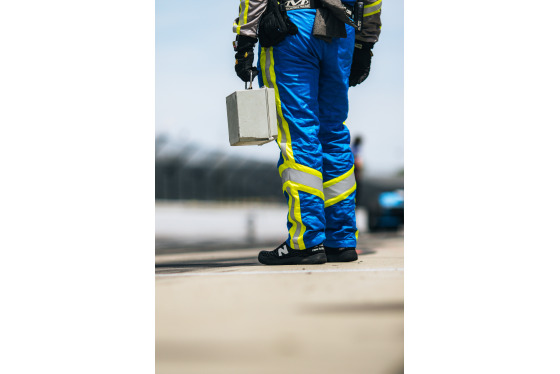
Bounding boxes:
278 245 289 257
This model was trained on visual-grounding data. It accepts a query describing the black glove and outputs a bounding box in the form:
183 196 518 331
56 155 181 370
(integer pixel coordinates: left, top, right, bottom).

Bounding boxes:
234 35 258 83
349 41 374 87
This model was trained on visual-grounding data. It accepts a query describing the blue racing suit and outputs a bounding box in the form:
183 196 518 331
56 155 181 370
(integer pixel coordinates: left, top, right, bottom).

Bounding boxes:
234 1 382 250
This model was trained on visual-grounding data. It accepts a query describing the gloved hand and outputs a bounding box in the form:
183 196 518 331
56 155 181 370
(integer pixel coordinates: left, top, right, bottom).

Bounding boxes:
234 35 259 83
349 41 374 87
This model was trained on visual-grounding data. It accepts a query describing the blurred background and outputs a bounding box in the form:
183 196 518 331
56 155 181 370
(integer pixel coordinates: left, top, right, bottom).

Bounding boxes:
155 0 404 249
156 0 402 176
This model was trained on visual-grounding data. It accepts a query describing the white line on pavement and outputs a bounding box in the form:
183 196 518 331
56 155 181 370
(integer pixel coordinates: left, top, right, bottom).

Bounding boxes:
156 267 404 278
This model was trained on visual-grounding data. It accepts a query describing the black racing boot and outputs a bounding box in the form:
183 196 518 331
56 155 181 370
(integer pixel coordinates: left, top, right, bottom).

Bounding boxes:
258 242 327 265
324 246 358 262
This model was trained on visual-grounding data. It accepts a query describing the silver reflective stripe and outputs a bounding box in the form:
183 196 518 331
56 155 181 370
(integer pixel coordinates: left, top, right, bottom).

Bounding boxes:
324 172 356 201
264 47 288 160
287 186 301 249
364 1 382 16
282 168 323 192
239 1 248 27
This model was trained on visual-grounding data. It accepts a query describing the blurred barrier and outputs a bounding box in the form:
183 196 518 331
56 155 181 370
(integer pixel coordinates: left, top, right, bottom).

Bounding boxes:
155 136 283 202
155 136 403 231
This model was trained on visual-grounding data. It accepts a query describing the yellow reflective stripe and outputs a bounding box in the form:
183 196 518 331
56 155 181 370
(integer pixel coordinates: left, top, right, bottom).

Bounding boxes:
365 0 382 8
271 53 293 162
364 9 380 16
283 181 324 200
323 165 354 188
324 182 356 208
294 191 306 249
286 190 298 248
236 0 250 34
355 229 359 241
285 183 307 249
261 46 293 162
242 0 250 29
278 161 322 180
261 48 284 154
364 0 382 16
284 180 324 250
281 170 324 250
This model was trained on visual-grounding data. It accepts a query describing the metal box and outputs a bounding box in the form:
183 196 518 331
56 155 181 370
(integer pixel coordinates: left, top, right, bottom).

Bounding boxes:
226 87 278 146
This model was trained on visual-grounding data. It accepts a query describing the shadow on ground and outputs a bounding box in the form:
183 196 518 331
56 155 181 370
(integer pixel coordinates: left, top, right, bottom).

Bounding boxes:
155 238 281 255
302 301 404 314
155 256 260 274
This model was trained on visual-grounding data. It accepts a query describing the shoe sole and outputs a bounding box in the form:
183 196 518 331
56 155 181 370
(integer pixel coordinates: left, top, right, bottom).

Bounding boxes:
326 249 358 262
258 252 327 265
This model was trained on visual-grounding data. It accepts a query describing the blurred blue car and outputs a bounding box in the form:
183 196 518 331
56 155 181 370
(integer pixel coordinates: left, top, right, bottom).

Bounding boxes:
371 189 404 230
357 177 404 231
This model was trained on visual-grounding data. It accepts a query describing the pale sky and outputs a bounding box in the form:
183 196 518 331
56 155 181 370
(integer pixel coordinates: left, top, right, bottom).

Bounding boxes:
156 0 403 176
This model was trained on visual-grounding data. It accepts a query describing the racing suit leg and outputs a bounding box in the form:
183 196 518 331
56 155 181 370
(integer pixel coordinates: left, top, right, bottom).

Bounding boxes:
318 24 358 248
258 9 325 250
257 9 357 250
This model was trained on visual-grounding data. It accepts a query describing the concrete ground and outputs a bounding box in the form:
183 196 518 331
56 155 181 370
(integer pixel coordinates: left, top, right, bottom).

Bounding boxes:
156 226 404 374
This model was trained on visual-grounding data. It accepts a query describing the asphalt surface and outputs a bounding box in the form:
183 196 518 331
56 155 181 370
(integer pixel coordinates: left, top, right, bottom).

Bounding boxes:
155 229 404 374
